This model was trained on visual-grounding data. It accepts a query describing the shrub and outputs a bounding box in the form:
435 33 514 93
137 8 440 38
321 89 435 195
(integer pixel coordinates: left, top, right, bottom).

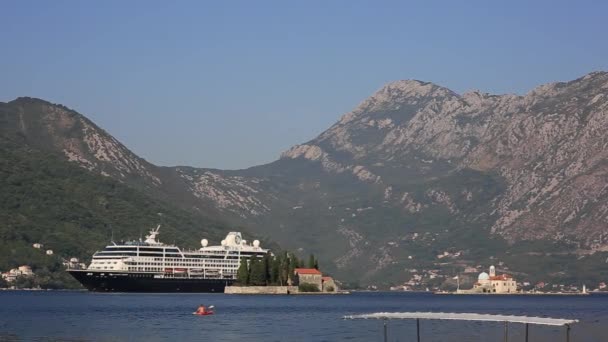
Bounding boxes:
298 283 320 292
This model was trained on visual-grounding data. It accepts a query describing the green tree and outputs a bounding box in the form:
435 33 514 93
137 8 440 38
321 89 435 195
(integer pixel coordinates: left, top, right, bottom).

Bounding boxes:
270 255 281 285
249 257 266 286
308 254 315 269
287 253 298 284
263 254 271 284
279 252 289 285
13 275 38 289
236 258 249 285
298 283 320 292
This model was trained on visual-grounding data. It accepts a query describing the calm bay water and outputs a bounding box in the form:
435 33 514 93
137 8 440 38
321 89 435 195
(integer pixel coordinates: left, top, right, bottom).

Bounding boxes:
0 291 606 341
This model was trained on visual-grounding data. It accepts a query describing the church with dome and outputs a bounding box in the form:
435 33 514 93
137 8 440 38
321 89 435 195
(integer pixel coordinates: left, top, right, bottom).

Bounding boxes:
458 265 517 294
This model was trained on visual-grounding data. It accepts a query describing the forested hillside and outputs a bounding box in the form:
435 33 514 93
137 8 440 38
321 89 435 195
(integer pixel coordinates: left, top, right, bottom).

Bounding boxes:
0 136 238 288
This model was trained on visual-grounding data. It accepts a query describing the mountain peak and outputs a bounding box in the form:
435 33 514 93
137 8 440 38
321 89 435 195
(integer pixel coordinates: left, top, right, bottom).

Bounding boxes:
377 79 457 100
8 96 52 106
339 79 458 124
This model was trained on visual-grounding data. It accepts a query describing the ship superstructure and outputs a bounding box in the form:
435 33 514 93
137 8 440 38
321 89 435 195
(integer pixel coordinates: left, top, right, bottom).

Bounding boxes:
68 226 269 292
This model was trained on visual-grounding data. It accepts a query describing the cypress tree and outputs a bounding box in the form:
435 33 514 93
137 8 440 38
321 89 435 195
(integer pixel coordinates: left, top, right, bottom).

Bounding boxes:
249 257 266 286
308 254 315 269
237 258 249 285
280 252 289 285
270 255 280 285
288 253 297 284
263 254 271 284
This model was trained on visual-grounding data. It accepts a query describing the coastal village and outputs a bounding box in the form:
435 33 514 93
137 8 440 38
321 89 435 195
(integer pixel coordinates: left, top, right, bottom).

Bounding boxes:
0 242 84 289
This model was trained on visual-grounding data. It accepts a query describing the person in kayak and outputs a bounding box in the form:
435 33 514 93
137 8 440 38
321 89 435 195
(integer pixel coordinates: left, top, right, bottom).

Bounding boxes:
195 305 207 315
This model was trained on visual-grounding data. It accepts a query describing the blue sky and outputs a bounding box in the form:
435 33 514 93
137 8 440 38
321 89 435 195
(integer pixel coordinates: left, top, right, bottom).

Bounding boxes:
1 0 607 169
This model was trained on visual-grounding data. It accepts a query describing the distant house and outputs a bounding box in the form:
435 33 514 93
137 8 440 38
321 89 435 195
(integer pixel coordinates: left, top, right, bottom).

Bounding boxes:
464 267 478 273
322 276 337 292
46 250 54 255
1 265 34 283
32 243 43 249
18 266 33 275
294 268 322 290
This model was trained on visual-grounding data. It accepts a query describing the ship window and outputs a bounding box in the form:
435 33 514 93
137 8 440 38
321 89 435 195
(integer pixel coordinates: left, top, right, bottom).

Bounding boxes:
96 251 137 256
139 247 164 252
139 253 163 257
105 247 137 251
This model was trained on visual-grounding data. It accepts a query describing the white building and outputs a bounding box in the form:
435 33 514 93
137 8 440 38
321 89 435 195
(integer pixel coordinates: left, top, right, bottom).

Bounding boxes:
458 265 517 294
1 265 34 283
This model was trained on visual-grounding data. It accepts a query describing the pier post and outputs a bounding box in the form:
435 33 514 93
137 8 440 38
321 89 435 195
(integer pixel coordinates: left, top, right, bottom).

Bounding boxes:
416 318 420 342
504 321 508 342
525 323 529 342
566 324 570 342
383 319 387 342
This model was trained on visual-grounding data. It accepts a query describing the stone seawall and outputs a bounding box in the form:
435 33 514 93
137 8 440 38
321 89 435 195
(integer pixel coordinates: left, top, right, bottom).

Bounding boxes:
224 286 299 294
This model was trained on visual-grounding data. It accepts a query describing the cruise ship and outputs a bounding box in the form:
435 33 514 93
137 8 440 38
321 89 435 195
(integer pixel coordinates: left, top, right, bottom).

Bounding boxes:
68 226 269 292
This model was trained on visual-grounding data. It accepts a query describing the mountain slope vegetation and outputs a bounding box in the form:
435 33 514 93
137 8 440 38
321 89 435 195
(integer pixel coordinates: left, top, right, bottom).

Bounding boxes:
0 135 240 288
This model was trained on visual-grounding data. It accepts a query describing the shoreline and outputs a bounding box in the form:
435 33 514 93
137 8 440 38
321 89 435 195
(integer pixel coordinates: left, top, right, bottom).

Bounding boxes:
224 285 350 295
434 291 591 296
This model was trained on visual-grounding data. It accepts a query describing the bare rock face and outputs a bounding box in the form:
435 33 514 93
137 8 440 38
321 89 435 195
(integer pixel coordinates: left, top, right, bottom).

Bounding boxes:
176 168 271 217
278 72 608 247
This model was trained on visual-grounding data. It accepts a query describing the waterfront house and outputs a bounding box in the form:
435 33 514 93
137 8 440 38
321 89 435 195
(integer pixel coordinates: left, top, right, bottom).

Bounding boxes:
1 265 34 283
294 268 322 290
322 276 337 292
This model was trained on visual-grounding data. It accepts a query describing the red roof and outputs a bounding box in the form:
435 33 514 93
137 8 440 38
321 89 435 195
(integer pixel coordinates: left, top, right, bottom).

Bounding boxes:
322 276 333 281
490 274 513 281
294 268 322 275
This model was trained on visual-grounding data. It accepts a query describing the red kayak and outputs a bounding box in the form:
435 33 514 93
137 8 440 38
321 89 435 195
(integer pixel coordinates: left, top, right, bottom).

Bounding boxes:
193 311 214 316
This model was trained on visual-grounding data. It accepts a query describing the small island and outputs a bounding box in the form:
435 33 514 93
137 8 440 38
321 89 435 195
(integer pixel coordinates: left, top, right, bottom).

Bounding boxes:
225 253 346 295
435 265 590 295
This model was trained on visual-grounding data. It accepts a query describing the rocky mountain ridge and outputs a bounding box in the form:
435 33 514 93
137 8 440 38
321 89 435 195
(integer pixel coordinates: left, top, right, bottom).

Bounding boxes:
282 72 608 246
3 71 608 285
